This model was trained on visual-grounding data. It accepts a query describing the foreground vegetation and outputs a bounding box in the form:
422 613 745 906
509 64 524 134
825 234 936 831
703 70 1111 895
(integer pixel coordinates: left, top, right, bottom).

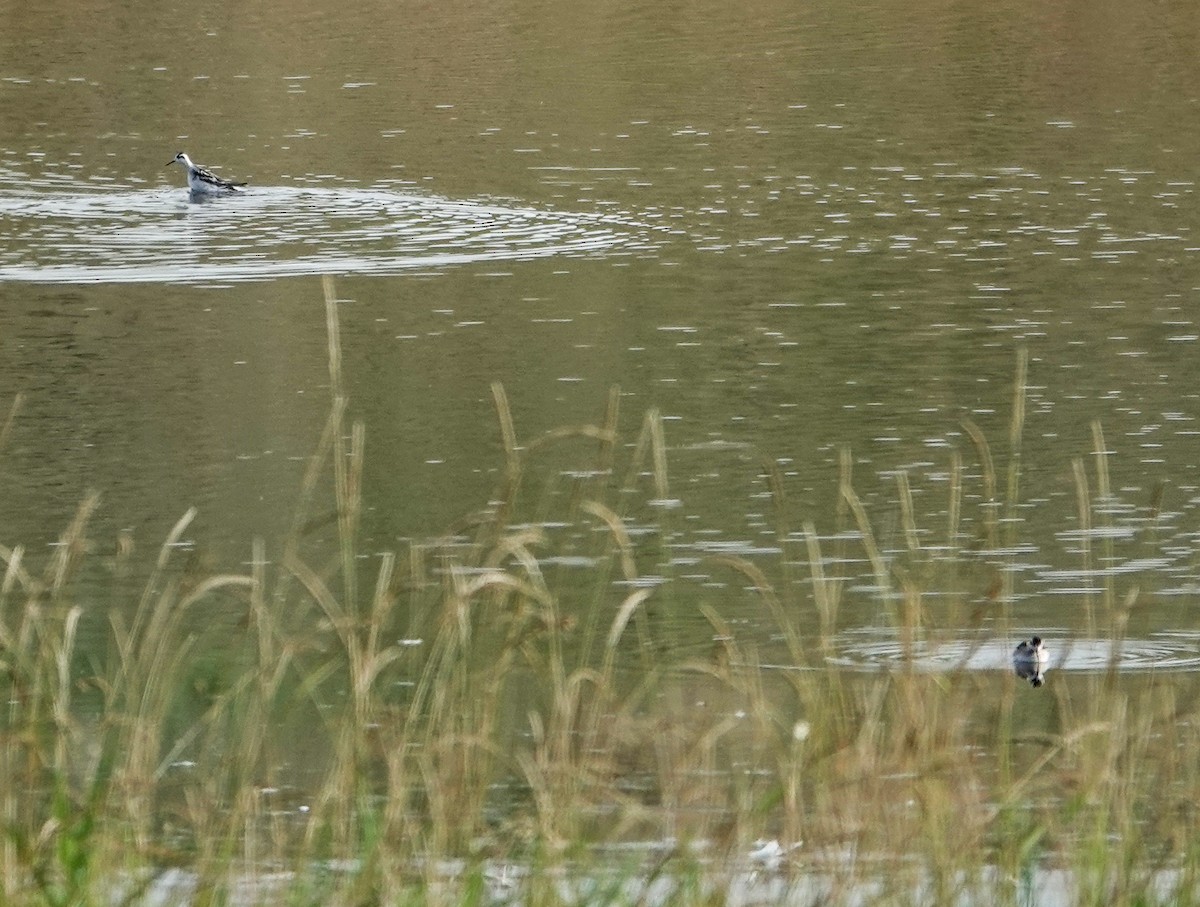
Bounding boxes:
1 280 1197 906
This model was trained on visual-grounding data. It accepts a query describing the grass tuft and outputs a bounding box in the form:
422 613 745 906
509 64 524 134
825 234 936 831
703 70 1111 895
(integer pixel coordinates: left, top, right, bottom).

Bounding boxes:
0 287 1194 905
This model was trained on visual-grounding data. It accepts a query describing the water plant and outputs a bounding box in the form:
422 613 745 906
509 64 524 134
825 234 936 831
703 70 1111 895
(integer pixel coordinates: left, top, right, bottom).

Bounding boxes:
0 280 1196 906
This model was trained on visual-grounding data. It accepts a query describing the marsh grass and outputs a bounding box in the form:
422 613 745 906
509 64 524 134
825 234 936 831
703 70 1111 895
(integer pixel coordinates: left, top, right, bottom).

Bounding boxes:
0 283 1198 905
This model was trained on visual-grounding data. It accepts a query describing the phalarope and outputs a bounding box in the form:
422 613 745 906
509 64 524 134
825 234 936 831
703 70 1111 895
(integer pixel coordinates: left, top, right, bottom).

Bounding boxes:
166 152 247 194
1013 637 1048 664
1013 636 1048 686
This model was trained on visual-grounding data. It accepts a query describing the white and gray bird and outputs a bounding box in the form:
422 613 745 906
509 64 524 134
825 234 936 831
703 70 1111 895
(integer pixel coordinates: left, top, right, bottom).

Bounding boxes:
1013 636 1048 665
1013 636 1049 687
166 151 247 194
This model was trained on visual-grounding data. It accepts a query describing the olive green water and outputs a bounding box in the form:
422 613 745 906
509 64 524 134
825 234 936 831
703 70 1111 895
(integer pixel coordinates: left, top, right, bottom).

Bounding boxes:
2 0 1200 664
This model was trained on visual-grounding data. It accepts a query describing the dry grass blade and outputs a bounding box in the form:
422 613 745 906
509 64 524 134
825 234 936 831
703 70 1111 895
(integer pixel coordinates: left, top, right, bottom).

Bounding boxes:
623 407 669 500
1006 346 1028 511
708 553 804 666
836 445 853 531
758 450 787 532
284 549 348 643
526 424 616 452
1090 420 1115 610
335 418 365 608
51 606 82 735
370 550 395 624
176 574 256 611
962 418 998 550
895 470 919 553
648 407 669 500
803 521 838 644
582 499 638 582
0 543 35 606
0 392 23 457
1072 456 1095 632
839 483 890 599
322 275 344 401
1088 420 1110 501
288 396 346 542
947 447 963 552
127 506 196 640
999 721 1110 809
607 588 654 650
453 567 553 608
1108 586 1139 678
491 381 519 483
485 526 547 580
47 491 101 596
597 384 621 477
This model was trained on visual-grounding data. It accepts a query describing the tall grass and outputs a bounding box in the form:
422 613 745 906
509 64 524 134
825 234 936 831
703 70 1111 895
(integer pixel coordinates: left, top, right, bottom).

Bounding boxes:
0 282 1196 906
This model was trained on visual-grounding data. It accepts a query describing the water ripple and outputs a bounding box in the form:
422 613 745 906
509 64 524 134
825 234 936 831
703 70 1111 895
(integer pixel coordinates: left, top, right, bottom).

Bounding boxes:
828 630 1200 674
0 182 658 285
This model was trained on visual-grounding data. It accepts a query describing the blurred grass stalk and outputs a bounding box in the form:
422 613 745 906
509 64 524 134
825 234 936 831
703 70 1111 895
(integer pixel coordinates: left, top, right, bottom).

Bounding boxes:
0 287 1194 905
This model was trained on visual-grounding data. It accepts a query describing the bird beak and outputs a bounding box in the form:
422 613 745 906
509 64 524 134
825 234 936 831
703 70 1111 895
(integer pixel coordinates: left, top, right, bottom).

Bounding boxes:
165 159 176 167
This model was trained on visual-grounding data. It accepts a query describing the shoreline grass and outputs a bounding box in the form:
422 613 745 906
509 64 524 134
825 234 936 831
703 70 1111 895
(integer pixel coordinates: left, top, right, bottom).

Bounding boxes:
0 280 1197 906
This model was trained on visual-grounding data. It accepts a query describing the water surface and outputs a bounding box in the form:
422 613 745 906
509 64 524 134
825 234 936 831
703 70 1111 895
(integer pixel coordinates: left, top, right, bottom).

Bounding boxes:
3 0 1200 830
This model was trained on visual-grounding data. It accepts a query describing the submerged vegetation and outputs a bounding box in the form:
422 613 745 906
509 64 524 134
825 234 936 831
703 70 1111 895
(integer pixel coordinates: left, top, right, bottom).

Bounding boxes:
1 279 1198 906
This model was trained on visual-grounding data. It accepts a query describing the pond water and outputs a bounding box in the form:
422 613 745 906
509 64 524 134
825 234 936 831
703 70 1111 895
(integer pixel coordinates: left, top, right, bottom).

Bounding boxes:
3 0 1200 694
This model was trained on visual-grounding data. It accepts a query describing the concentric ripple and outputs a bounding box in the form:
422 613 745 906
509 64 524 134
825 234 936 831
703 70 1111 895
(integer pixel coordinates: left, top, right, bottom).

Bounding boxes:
0 181 660 285
828 629 1200 674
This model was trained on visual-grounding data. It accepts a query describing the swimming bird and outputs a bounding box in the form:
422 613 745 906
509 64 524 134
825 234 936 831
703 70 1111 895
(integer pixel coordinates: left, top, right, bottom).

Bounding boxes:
1013 636 1048 664
1013 636 1048 686
166 152 247 194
